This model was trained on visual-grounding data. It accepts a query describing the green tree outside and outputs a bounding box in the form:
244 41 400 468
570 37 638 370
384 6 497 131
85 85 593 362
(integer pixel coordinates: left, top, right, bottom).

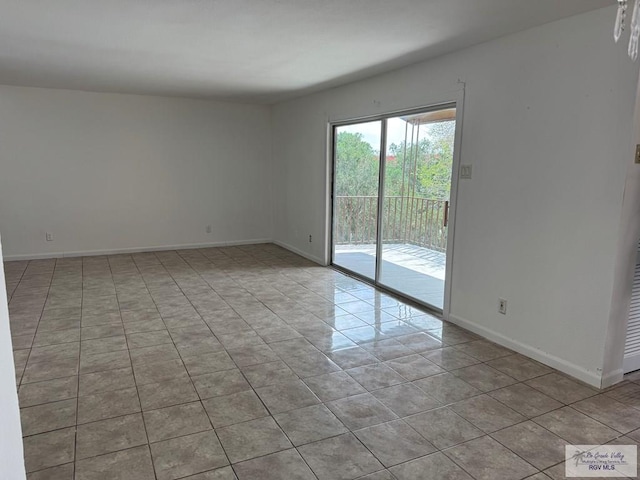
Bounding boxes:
333 121 454 249
335 120 455 200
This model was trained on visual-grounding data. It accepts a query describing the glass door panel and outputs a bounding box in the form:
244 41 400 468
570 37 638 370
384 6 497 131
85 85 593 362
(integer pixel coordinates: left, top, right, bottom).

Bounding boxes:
378 109 456 309
332 121 382 281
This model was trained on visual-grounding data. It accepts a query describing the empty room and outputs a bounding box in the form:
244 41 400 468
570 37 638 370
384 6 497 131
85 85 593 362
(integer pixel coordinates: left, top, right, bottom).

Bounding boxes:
2 1 640 479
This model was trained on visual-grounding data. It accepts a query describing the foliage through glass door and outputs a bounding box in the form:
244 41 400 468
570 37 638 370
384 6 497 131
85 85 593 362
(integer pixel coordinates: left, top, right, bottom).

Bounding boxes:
332 106 456 310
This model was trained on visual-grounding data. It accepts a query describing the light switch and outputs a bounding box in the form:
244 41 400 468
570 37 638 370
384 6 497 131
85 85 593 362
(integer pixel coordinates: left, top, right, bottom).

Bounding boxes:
460 164 472 179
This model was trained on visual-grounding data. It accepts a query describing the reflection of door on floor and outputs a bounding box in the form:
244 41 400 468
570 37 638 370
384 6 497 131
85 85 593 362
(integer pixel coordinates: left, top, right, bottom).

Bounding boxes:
332 106 457 311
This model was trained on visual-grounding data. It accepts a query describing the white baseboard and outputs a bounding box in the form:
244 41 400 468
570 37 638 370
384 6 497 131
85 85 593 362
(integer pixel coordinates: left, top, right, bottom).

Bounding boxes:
3 238 273 261
3 251 64 261
601 368 624 389
273 240 326 266
448 313 604 388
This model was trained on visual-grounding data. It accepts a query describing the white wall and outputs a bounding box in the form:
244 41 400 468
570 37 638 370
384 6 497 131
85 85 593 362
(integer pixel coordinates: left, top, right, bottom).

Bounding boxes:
271 7 639 386
0 86 273 259
0 236 26 479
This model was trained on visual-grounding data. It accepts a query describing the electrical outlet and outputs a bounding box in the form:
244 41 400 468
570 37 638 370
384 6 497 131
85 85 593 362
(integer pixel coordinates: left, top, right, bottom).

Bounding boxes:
309 235 312 243
206 225 212 234
498 298 507 315
45 232 53 242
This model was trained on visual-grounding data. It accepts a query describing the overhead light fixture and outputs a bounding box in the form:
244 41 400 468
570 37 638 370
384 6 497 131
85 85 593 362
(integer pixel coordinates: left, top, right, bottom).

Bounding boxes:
615 0 640 61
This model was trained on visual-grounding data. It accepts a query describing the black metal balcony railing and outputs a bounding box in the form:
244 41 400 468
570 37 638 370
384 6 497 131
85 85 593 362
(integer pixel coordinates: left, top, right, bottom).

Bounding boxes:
334 196 448 252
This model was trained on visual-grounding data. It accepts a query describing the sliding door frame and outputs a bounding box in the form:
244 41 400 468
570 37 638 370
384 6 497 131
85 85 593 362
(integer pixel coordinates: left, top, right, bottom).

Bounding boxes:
328 90 465 319
374 119 388 283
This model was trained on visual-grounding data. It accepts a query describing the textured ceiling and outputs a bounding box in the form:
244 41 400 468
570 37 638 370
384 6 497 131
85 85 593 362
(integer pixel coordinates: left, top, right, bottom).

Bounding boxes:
0 0 612 103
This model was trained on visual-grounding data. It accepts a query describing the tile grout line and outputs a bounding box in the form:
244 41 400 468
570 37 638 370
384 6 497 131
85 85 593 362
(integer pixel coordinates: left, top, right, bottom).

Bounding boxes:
108 253 161 480
173 248 328 478
16 260 57 388
72 257 83 480
148 250 235 474
173 248 317 475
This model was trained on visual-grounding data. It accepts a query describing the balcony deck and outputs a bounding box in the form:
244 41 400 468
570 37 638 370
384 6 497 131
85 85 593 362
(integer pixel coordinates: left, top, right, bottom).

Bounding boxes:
334 243 445 309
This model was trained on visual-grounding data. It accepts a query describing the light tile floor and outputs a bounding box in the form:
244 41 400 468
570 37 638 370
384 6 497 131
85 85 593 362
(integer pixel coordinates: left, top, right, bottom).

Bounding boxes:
4 244 640 480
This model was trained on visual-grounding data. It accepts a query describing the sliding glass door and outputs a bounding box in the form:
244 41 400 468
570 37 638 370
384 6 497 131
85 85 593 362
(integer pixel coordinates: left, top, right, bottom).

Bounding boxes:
331 106 457 311
332 121 382 281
